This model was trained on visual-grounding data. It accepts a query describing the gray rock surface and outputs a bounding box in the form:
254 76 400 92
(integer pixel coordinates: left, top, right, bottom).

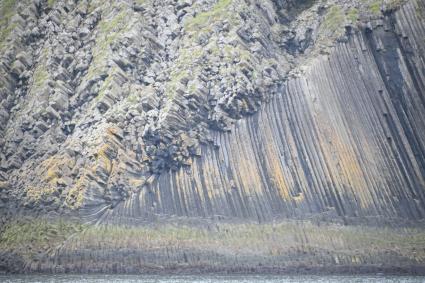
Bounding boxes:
0 0 425 274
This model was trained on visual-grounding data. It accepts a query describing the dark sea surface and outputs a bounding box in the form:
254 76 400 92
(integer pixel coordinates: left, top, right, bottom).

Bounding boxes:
0 275 424 283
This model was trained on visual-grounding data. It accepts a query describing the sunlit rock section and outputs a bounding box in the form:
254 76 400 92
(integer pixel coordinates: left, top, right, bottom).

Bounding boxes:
102 1 425 224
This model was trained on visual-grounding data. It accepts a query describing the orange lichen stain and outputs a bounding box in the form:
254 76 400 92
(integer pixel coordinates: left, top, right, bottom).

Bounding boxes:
230 134 263 198
317 117 373 210
336 146 372 209
106 126 119 135
265 143 291 200
106 126 123 141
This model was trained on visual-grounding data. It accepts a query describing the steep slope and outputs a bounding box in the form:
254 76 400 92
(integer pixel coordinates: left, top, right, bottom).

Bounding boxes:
1 0 425 274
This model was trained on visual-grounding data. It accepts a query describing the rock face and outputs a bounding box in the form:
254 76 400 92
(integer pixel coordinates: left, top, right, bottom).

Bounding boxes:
1 0 425 274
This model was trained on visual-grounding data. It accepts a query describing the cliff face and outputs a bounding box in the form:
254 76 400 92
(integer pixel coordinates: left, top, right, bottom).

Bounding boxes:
142 4 425 223
1 0 425 274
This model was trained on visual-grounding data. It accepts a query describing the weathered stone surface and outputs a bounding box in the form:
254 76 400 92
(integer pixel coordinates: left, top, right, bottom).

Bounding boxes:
0 0 424 275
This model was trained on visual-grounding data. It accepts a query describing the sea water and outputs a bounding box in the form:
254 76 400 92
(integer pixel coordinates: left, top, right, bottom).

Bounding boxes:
0 275 424 283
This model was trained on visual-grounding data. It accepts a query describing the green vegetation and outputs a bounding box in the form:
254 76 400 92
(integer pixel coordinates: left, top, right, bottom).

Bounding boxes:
2 220 425 268
126 92 139 104
98 10 127 35
96 72 113 100
369 0 381 15
164 0 248 102
0 0 17 50
166 69 189 99
47 0 56 8
164 41 256 101
33 66 49 89
321 5 345 37
85 5 131 105
415 0 425 18
87 7 129 81
67 221 425 262
0 219 84 260
31 48 50 90
347 8 359 23
360 0 407 16
185 0 233 31
290 0 318 15
163 44 202 100
386 0 406 10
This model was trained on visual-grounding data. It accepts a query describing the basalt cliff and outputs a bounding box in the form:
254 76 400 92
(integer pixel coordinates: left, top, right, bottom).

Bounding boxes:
1 0 425 274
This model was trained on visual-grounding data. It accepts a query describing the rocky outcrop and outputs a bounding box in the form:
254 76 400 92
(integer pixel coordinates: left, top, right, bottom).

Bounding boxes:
118 1 425 223
0 0 425 274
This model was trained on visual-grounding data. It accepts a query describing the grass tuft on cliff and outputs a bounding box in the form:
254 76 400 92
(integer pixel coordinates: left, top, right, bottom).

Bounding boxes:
321 5 346 37
185 0 234 32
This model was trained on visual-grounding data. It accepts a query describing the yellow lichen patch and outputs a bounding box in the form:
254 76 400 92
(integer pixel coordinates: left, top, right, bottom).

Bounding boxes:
96 143 118 174
129 178 145 188
41 155 76 184
25 186 56 202
66 186 85 209
46 167 60 182
292 192 305 203
99 144 113 165
65 174 87 209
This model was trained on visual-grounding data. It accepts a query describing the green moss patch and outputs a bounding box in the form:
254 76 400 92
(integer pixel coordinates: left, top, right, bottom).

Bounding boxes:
416 0 425 18
47 0 56 8
185 0 233 32
321 5 346 37
66 221 425 263
3 219 425 270
369 1 382 15
0 219 84 260
0 0 17 50
86 7 129 80
347 8 359 23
